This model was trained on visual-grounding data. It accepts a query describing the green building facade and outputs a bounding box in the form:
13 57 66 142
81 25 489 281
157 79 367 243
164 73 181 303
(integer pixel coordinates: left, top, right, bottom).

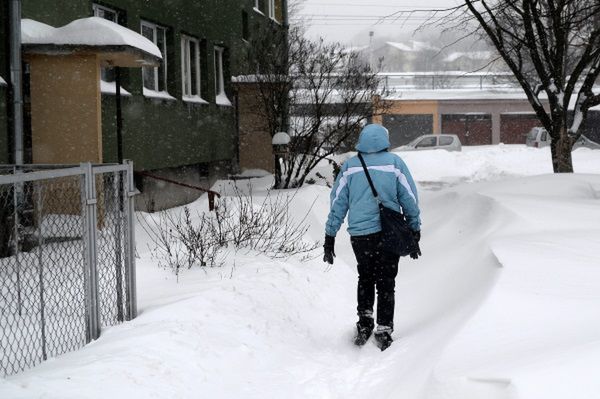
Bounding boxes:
1 0 287 209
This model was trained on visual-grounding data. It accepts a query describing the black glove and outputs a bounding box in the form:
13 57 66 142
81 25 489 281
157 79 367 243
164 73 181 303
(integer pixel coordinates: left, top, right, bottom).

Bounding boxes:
323 235 336 264
410 230 421 260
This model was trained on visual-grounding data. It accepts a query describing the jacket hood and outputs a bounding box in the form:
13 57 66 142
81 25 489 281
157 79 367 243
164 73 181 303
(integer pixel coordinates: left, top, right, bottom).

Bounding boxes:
355 124 390 153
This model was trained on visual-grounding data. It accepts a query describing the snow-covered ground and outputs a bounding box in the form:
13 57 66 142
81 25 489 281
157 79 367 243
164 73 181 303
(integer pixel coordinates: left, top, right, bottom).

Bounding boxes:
1 146 599 399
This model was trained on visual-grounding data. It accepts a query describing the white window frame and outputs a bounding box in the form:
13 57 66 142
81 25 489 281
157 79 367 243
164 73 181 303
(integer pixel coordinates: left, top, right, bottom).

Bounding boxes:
269 0 276 19
254 0 265 15
141 20 170 96
93 3 118 22
181 35 206 103
214 46 231 106
93 4 118 84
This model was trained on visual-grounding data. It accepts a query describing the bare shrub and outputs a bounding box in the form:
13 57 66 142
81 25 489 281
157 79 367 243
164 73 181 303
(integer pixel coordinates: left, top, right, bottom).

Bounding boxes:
137 184 319 275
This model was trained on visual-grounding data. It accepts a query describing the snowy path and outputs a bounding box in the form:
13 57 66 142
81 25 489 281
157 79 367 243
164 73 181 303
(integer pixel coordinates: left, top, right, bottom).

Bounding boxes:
1 146 599 399
0 181 504 398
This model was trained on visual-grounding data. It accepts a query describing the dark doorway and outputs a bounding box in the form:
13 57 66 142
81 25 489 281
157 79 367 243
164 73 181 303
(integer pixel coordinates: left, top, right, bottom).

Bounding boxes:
383 114 433 148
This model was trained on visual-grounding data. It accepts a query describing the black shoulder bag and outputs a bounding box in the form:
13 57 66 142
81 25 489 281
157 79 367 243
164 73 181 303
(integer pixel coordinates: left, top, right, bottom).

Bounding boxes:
357 153 417 257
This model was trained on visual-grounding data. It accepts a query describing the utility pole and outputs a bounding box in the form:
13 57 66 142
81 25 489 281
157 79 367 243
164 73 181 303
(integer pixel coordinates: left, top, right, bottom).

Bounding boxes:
369 31 374 69
9 0 24 165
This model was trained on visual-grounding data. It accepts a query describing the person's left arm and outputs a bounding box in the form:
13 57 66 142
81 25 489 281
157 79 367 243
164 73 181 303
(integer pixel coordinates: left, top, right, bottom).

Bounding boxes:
394 157 421 231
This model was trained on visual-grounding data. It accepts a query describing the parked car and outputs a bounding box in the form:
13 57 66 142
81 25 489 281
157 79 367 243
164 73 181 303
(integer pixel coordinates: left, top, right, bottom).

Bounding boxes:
574 135 600 150
397 134 462 152
526 127 600 149
526 127 550 148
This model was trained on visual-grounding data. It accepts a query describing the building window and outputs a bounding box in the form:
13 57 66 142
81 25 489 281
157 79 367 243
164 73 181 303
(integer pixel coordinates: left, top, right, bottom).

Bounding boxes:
269 0 275 19
242 10 250 41
93 3 118 22
254 0 267 15
141 21 168 94
181 35 206 103
93 3 118 83
214 46 231 106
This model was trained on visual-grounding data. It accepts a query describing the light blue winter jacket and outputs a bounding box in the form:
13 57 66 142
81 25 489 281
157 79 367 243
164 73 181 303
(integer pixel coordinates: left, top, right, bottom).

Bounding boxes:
325 124 421 237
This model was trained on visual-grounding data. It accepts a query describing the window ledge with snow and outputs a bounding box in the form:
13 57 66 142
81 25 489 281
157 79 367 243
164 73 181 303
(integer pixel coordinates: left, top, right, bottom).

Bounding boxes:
100 80 131 96
182 95 209 105
253 7 265 16
143 88 176 101
216 93 232 107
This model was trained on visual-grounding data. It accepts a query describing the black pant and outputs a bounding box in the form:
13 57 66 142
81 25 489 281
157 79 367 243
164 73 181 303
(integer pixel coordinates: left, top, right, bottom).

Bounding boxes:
351 232 400 329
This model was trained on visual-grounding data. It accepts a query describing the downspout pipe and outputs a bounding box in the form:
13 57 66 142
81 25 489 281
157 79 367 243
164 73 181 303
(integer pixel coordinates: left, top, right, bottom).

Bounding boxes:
282 0 289 27
9 0 24 165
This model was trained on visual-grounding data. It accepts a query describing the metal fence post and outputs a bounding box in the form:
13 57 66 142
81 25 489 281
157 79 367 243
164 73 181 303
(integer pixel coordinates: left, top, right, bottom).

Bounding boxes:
35 182 47 361
123 160 137 320
81 163 101 341
12 167 23 317
113 171 124 322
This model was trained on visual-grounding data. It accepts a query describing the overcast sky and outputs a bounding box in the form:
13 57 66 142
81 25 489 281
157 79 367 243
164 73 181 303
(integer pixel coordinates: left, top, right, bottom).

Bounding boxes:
293 0 461 45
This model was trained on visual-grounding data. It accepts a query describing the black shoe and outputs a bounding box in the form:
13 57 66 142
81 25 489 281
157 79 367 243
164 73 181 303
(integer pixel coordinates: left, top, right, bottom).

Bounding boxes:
353 317 374 346
374 331 393 351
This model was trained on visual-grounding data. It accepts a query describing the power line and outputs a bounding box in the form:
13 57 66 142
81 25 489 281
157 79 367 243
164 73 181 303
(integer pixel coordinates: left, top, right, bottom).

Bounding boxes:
302 3 451 8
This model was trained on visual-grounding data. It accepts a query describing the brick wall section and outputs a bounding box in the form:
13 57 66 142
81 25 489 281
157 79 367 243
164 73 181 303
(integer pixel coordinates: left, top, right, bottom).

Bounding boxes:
441 114 492 145
236 83 274 173
500 114 540 144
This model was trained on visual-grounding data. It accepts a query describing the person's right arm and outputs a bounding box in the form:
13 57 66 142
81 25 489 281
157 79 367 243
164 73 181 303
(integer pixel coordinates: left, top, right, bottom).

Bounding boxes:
325 162 350 237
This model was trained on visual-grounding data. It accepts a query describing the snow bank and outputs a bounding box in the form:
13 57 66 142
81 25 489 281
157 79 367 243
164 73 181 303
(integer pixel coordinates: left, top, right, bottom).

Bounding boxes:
394 145 600 186
423 174 600 399
22 17 162 59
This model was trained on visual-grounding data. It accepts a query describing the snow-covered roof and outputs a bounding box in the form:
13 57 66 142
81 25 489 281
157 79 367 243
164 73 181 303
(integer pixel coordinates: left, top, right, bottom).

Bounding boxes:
444 51 493 63
22 17 162 59
384 89 532 101
385 88 600 109
341 45 369 54
411 40 440 52
378 71 513 77
386 40 440 53
386 41 414 52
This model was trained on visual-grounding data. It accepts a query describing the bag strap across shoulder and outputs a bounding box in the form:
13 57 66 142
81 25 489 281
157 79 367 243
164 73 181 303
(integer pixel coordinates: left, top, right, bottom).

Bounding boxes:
357 153 381 204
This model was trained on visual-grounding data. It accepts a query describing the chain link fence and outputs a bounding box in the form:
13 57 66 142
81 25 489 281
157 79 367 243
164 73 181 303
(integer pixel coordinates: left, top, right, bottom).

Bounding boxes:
0 163 137 377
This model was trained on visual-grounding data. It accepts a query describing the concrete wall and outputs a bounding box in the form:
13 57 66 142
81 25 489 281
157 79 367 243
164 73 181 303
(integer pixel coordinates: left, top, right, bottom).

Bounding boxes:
235 83 274 173
375 100 439 134
29 54 102 164
383 114 434 147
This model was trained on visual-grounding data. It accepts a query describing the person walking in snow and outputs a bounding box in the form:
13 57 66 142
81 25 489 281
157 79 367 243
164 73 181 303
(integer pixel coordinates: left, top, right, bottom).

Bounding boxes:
323 123 421 350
